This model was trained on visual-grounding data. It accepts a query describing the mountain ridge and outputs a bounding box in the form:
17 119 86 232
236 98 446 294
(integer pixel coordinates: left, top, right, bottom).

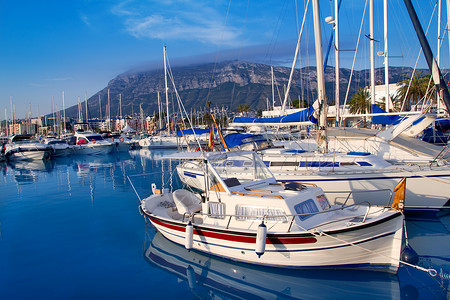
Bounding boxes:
64 60 426 119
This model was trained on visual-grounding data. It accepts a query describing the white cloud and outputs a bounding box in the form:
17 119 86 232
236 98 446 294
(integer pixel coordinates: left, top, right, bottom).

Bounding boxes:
80 13 91 27
111 1 243 47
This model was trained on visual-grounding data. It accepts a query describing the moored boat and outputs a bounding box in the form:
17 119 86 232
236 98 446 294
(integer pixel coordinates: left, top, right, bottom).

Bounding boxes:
3 134 51 161
73 131 115 155
139 151 404 272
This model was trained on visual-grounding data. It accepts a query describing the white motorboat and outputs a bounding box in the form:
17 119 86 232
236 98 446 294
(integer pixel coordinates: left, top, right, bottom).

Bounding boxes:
3 134 51 161
102 133 136 152
43 137 73 157
140 151 404 272
73 131 115 155
138 134 180 149
177 133 450 209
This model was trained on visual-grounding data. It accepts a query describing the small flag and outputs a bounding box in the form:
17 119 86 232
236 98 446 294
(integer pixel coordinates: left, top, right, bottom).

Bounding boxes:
209 125 215 149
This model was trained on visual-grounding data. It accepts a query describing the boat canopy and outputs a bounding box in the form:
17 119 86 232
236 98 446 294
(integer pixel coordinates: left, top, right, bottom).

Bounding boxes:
371 105 402 125
224 133 268 148
176 128 213 137
231 107 317 126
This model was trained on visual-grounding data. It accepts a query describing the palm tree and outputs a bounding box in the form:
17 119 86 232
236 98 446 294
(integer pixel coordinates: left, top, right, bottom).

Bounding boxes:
348 88 371 127
236 104 251 116
395 72 434 111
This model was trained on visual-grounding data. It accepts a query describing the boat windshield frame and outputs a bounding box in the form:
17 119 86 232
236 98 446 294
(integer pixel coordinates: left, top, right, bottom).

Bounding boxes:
205 151 275 193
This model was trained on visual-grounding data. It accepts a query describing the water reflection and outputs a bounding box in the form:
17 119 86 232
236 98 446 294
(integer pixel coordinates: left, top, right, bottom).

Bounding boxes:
144 210 450 299
145 232 399 299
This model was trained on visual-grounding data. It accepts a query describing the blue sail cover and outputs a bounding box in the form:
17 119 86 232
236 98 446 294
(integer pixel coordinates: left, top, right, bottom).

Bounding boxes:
232 107 317 124
224 133 268 148
371 104 402 125
176 128 214 137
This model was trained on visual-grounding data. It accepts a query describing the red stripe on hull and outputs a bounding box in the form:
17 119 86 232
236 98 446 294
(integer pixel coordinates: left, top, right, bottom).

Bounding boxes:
150 217 317 245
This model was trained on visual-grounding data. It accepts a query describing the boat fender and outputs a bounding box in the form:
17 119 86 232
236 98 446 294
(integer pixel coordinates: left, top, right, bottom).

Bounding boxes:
119 137 124 142
111 137 114 142
185 221 194 250
255 221 267 257
401 244 419 265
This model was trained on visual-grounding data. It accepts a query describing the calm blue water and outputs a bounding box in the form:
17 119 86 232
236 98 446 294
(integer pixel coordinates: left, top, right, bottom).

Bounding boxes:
0 149 449 300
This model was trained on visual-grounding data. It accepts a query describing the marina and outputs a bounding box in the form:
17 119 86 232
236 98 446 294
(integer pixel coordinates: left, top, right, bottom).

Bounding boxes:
1 0 450 298
0 149 449 299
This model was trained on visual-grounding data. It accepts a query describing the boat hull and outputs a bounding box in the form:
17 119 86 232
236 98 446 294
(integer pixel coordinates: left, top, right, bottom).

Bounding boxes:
143 210 403 272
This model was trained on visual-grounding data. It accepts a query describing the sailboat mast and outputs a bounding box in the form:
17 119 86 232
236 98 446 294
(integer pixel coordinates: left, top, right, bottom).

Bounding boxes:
62 91 66 134
437 0 442 113
163 46 170 132
99 94 102 120
108 88 111 131
334 0 340 125
85 93 88 123
312 0 328 153
271 66 275 109
370 0 375 109
403 0 450 112
119 94 122 119
157 92 162 130
384 0 390 112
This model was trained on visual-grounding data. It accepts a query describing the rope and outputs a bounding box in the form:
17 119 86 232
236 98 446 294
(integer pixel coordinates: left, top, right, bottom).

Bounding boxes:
310 226 437 276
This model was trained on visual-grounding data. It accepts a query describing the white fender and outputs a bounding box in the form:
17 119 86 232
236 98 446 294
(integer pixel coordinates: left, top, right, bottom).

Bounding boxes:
151 183 156 194
255 221 267 257
185 221 194 250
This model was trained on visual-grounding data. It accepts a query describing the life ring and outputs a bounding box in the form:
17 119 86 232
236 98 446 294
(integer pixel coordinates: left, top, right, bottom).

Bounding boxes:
92 140 96 144
119 137 124 143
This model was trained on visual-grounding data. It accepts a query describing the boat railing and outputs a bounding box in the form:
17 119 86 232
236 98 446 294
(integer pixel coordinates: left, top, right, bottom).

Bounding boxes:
325 188 394 207
183 200 378 233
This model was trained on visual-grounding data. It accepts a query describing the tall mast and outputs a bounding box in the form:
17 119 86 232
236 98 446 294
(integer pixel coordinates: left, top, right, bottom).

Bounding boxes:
99 94 102 119
403 0 450 112
52 96 56 133
370 0 375 109
157 92 162 130
119 94 122 118
271 66 275 109
108 88 111 131
85 93 88 123
163 45 170 132
62 91 66 134
384 0 390 112
437 0 442 113
312 0 328 153
334 0 340 126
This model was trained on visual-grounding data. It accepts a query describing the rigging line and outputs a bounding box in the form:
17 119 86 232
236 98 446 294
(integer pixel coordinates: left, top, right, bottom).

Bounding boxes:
341 0 369 126
229 0 250 110
395 167 450 185
400 1 437 112
206 0 232 105
165 50 204 150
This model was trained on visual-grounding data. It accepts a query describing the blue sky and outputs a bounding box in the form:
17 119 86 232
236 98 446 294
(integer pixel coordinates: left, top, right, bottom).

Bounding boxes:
0 0 444 119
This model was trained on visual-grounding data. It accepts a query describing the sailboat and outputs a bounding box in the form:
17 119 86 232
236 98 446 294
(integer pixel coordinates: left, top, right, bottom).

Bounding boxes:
139 47 182 149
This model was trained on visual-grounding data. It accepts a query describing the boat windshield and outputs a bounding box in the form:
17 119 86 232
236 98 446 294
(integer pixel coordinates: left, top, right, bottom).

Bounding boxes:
87 135 104 141
207 152 273 184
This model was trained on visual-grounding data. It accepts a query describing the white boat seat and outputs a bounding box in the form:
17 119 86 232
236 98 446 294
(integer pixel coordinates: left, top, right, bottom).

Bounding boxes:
173 189 202 215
